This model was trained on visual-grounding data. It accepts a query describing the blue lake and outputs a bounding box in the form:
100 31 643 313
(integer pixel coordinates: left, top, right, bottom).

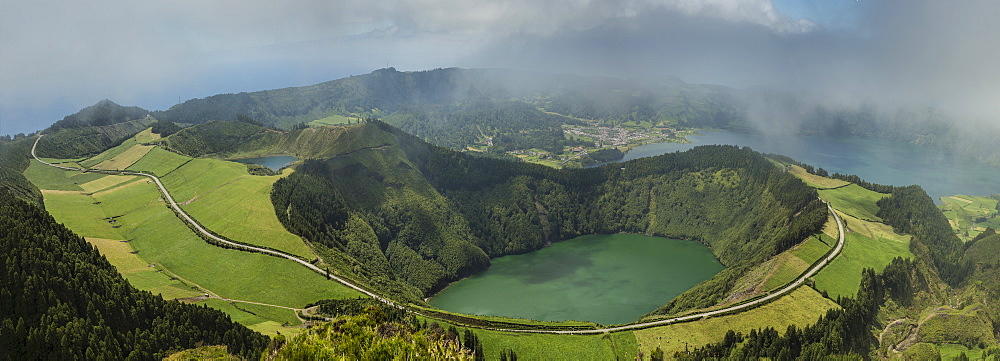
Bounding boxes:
231 155 298 171
606 131 1000 202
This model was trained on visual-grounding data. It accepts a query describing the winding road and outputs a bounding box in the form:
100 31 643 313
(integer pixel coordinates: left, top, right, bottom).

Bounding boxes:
32 135 845 334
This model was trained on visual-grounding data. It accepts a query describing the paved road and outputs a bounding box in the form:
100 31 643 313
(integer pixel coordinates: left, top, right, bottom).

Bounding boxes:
32 135 844 334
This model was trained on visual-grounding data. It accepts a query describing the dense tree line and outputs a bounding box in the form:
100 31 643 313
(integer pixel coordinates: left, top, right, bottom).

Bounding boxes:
150 120 182 137
876 185 970 285
676 258 916 360
0 190 269 360
35 119 154 159
272 122 827 314
163 119 284 157
47 99 149 131
0 138 42 204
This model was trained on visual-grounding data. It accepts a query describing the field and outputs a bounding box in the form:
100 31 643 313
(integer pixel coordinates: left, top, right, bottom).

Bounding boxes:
940 194 1000 241
79 138 137 168
308 114 357 126
127 146 191 176
760 235 833 290
93 144 154 170
159 157 315 258
198 299 305 337
818 184 888 222
472 328 637 360
26 164 362 334
812 212 913 298
132 128 160 143
84 237 202 300
634 286 838 358
788 165 850 189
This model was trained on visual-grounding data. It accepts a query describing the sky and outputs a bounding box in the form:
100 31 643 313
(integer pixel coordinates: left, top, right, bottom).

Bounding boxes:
2 0 1000 135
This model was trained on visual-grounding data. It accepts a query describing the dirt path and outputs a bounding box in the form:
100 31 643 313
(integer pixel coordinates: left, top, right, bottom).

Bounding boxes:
33 135 846 335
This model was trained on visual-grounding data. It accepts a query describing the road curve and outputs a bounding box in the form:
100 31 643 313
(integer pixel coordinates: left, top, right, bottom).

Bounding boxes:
32 135 844 334
31 136 398 307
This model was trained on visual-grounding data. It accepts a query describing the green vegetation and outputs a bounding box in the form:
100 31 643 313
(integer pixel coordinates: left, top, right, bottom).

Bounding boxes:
760 235 832 291
635 286 838 358
165 345 241 361
84 237 202 300
308 114 356 126
787 165 849 188
126 146 191 176
27 167 362 313
940 194 1000 241
473 330 635 361
272 122 828 315
0 189 269 360
818 183 888 221
36 118 153 159
878 185 970 286
159 157 315 258
79 137 138 168
813 224 912 299
266 306 473 361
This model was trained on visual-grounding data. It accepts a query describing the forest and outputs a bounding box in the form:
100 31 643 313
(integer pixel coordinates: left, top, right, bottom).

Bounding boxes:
270 121 827 313
0 188 268 360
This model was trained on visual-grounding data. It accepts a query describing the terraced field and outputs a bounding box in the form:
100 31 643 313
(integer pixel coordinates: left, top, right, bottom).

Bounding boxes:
27 155 361 335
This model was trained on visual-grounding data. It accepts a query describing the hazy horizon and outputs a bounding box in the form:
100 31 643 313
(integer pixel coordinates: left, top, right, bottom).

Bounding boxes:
4 0 999 136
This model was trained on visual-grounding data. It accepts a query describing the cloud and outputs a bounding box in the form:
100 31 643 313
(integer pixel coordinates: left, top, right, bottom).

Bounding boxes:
3 0 999 135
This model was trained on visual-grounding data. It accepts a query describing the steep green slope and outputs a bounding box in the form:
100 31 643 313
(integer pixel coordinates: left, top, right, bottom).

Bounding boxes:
0 189 268 360
35 118 155 159
270 122 828 314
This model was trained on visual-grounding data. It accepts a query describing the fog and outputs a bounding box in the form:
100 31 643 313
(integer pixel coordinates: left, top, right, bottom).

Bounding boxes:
3 0 999 135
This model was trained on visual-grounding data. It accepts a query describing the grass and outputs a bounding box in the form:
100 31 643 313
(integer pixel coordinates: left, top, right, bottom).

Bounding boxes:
818 184 888 222
940 194 1000 241
164 345 240 361
93 144 153 170
133 128 160 143
196 299 305 337
788 165 850 189
760 235 832 290
472 329 637 361
160 157 315 258
633 286 838 358
22 161 104 191
938 343 988 360
79 174 137 193
29 166 363 321
79 138 137 168
812 214 913 298
84 237 203 300
308 114 357 127
126 146 192 176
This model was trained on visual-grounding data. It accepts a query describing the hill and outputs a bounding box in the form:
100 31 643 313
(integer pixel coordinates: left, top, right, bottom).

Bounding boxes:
0 188 268 360
259 121 827 312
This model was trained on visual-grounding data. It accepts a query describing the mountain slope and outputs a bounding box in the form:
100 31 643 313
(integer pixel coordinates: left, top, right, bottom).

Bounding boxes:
265 121 827 313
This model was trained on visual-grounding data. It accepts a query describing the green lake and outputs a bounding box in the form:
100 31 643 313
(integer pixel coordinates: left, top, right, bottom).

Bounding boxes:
429 234 723 325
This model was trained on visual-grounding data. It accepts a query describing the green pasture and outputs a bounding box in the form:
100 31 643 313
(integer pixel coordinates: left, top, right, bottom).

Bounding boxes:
940 194 1000 241
818 184 888 222
812 219 912 299
160 157 315 258
126 146 192 176
634 286 838 358
472 329 637 361
79 138 137 168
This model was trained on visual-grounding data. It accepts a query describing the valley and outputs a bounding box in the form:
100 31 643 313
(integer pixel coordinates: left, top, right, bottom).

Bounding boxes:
4 70 1000 360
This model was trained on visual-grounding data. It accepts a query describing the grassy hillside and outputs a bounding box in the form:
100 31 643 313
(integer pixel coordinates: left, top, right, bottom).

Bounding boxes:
270 122 828 317
940 194 1000 241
